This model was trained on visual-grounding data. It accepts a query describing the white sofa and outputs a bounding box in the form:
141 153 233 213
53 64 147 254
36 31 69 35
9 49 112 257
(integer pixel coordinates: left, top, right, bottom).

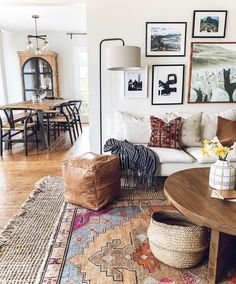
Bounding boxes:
113 109 236 176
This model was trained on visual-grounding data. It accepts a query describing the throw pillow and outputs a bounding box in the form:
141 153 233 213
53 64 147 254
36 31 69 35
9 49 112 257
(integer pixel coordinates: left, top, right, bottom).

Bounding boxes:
201 109 236 140
166 112 202 147
113 111 167 144
217 116 236 147
148 116 182 149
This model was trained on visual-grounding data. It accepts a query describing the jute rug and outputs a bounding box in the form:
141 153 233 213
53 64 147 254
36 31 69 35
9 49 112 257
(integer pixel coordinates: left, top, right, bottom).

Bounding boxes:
0 177 236 284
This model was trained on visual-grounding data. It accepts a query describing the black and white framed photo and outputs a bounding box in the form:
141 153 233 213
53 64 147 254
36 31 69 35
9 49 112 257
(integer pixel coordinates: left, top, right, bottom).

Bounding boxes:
124 66 148 98
152 64 184 105
188 42 236 103
145 22 187 57
192 10 227 38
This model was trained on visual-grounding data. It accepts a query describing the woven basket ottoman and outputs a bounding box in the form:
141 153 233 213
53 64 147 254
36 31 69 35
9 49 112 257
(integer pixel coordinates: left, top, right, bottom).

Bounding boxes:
147 210 209 268
62 152 121 210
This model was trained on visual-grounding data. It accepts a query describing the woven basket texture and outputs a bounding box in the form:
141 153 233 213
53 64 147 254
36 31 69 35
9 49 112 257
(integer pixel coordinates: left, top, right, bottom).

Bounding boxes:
147 210 209 268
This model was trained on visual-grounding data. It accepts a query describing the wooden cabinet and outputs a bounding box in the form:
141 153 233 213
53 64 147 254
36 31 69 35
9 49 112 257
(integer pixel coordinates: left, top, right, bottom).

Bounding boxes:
17 51 59 100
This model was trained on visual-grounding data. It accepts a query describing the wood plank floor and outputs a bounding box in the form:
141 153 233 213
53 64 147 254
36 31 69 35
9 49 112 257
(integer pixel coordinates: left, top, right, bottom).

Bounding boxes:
0 125 89 231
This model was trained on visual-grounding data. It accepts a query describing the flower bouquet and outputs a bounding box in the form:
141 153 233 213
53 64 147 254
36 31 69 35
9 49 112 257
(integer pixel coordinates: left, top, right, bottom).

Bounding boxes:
202 137 236 190
201 137 236 161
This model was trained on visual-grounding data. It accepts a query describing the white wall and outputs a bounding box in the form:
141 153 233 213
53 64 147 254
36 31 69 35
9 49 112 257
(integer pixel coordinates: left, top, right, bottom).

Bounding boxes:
1 31 87 102
87 0 236 153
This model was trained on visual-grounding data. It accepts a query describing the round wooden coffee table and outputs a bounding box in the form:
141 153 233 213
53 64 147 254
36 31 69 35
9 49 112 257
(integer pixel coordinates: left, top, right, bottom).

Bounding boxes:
164 168 236 284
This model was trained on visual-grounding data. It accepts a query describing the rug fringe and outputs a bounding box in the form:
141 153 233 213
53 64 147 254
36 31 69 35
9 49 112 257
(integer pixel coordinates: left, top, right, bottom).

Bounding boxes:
35 197 66 284
0 176 53 253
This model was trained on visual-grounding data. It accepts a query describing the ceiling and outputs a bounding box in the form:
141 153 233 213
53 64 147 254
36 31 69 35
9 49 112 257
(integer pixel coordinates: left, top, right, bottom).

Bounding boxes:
0 1 87 33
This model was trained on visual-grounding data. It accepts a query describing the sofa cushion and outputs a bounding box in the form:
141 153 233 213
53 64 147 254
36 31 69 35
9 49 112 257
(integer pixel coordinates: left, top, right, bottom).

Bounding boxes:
217 116 236 147
201 109 236 140
113 111 166 143
166 112 202 147
148 116 182 149
185 147 236 164
148 147 195 163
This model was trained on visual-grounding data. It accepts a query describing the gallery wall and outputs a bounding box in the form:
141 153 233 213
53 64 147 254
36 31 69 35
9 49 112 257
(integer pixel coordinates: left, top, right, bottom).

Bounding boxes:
87 0 236 153
1 31 87 103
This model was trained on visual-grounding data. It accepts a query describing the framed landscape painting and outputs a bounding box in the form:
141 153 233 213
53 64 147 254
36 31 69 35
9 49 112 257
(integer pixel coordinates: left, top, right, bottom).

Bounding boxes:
124 66 148 98
188 42 236 103
192 10 227 38
152 64 184 105
146 22 187 57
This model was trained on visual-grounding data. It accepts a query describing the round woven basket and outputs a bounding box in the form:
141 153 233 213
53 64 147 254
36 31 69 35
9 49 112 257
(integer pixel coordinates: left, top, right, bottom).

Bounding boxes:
147 210 209 268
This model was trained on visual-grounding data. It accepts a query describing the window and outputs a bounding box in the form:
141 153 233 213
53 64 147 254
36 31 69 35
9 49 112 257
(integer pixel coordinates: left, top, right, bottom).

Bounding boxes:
74 47 89 117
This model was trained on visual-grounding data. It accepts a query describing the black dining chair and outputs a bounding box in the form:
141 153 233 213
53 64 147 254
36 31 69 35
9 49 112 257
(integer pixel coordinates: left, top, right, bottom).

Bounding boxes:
0 108 39 156
45 102 78 146
68 100 83 134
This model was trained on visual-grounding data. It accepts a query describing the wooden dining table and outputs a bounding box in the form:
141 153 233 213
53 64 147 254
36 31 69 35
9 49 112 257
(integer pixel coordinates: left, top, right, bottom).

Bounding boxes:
0 99 68 149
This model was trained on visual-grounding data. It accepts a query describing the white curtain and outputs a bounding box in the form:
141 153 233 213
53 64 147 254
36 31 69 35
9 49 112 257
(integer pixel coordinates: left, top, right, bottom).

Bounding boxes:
0 31 8 105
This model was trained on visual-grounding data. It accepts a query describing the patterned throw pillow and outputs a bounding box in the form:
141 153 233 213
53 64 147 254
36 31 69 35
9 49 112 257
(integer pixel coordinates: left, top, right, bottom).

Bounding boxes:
148 116 182 149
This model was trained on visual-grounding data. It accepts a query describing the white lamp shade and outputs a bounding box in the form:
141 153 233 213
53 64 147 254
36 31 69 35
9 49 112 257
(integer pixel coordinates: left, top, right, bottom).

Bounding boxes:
106 46 141 71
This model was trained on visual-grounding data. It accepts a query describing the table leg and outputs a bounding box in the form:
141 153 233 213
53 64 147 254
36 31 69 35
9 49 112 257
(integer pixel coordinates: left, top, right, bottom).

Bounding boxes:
208 230 236 283
37 110 48 149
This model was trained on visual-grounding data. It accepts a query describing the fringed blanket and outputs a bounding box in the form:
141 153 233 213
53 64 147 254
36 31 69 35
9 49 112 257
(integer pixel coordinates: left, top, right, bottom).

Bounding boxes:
103 138 159 186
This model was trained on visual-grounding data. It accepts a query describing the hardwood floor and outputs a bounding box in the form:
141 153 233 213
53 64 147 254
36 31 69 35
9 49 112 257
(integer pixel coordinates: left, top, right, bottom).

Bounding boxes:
0 125 89 231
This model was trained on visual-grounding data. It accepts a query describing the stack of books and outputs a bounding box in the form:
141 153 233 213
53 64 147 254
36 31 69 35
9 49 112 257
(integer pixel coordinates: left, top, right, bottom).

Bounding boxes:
211 189 236 202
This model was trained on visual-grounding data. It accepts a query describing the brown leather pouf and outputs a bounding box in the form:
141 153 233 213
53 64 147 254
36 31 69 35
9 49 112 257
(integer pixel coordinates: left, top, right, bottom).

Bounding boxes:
62 152 121 210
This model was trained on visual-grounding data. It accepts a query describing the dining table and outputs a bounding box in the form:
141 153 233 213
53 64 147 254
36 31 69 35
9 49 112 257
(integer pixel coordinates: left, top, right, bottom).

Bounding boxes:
0 99 68 149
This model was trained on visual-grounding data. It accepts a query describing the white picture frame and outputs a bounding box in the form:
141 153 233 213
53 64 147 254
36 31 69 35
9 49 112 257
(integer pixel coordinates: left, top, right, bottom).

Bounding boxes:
124 66 148 98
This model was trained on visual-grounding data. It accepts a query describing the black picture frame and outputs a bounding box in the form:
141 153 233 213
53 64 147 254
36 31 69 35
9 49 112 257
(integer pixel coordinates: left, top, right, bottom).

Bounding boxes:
145 22 187 57
152 64 185 105
192 10 227 38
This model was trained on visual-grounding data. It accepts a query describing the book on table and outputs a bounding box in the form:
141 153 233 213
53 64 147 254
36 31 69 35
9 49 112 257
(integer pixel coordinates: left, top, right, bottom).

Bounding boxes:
211 189 236 201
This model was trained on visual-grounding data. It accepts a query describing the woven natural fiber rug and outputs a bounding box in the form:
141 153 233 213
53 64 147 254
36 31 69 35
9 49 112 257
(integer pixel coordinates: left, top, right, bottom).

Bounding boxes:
1 177 236 284
0 176 65 284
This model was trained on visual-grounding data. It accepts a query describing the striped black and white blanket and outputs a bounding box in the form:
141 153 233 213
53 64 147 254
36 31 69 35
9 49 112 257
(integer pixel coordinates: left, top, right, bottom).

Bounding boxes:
104 138 159 185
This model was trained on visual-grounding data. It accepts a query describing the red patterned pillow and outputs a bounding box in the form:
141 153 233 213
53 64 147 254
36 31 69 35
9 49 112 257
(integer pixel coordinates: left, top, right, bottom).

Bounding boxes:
148 116 182 149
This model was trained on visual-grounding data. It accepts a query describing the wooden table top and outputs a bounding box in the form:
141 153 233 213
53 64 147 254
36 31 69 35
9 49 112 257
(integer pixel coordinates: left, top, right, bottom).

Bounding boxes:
0 100 67 111
164 168 236 236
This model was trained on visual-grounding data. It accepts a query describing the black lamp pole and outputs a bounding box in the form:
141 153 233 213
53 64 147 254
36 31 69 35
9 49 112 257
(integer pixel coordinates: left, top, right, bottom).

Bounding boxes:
99 38 125 154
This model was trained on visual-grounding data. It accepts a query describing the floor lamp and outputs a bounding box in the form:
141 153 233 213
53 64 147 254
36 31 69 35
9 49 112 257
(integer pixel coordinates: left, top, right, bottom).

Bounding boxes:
99 38 141 153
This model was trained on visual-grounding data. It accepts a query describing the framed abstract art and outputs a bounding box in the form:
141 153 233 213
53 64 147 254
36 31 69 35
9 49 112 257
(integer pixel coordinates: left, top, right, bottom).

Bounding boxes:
152 64 184 105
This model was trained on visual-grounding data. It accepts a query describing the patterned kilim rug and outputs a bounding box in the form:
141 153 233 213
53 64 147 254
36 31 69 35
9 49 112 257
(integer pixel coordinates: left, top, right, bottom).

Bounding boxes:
0 177 236 284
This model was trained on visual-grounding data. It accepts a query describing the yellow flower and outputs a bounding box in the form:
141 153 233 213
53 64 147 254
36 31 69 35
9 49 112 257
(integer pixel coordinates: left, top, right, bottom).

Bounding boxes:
201 147 210 156
203 139 211 145
201 137 233 160
214 146 229 159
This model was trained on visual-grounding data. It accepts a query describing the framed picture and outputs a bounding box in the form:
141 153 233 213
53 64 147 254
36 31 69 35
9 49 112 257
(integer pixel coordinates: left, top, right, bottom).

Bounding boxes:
152 64 184 105
145 22 187 57
124 66 148 98
192 10 227 38
188 42 236 103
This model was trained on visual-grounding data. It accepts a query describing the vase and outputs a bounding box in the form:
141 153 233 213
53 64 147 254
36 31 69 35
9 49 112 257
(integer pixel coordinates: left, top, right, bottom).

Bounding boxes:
32 94 42 104
209 159 235 190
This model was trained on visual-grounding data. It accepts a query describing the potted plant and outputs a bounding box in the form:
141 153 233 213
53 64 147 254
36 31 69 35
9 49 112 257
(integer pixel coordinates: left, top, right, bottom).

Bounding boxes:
32 87 46 104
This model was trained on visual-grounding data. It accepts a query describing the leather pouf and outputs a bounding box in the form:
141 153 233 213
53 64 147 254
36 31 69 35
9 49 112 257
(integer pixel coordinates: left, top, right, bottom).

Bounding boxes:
62 152 121 210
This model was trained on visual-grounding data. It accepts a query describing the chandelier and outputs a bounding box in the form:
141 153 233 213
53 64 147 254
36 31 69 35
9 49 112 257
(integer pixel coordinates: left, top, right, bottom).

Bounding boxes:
26 15 49 54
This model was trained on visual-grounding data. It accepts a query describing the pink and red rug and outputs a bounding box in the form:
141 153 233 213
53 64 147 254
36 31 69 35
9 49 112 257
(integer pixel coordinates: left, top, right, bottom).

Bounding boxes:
40 201 236 284
1 176 236 284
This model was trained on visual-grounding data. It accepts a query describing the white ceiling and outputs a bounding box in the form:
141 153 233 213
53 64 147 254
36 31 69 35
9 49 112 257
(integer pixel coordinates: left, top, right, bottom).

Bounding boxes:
0 1 87 33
